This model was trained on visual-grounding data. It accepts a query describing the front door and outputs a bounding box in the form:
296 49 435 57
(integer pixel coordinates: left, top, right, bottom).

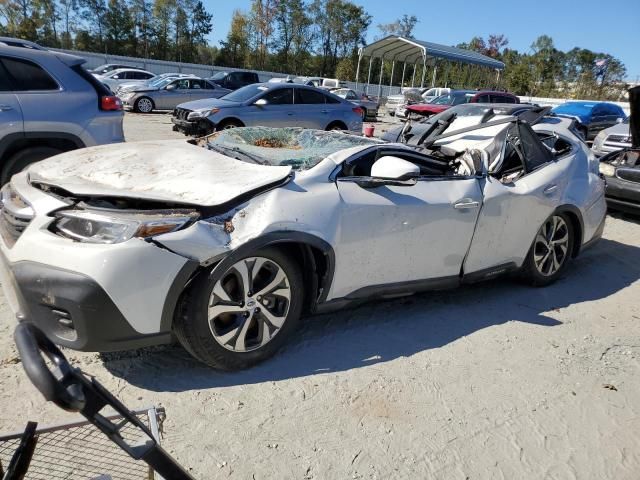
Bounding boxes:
244 88 295 127
330 161 482 300
156 79 191 110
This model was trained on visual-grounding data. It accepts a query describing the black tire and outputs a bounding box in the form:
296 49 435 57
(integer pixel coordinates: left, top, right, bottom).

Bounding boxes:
521 212 574 287
216 119 243 131
326 121 347 131
134 96 154 113
2 146 62 185
174 247 304 370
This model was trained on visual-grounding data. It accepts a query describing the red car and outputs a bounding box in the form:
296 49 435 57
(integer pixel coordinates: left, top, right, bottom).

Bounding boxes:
405 90 520 118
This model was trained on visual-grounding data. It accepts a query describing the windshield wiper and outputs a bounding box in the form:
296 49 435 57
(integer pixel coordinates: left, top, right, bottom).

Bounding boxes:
207 143 268 165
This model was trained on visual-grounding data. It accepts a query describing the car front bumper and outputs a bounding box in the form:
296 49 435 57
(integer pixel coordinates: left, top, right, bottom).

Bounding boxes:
171 116 215 136
0 173 197 351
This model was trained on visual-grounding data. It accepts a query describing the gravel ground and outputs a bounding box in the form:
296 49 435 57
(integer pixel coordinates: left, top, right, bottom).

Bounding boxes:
0 114 639 479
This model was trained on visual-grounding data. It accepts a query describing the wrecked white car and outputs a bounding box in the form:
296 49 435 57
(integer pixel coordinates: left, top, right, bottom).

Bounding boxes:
0 117 606 370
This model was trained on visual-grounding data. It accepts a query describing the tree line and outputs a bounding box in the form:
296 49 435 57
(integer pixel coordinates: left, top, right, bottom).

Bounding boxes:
0 0 629 100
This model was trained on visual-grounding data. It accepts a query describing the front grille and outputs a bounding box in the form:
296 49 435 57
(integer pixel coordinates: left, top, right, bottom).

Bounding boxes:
173 107 192 121
0 184 34 248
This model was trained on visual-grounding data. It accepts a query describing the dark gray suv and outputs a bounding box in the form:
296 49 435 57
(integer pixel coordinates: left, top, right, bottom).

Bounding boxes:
0 37 124 184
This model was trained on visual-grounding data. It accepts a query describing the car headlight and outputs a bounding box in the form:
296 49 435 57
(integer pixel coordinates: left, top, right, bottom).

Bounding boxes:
599 162 616 177
187 108 219 121
52 210 198 244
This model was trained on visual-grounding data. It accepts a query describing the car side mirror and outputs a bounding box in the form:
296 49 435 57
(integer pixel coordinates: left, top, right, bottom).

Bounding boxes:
112 75 119 79
166 84 177 90
254 98 268 106
371 156 420 180
616 117 624 124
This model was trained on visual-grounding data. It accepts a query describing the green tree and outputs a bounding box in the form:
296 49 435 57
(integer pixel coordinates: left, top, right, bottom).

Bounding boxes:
217 9 250 67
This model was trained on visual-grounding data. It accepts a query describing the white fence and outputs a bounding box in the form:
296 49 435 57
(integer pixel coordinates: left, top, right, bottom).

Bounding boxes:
55 48 630 115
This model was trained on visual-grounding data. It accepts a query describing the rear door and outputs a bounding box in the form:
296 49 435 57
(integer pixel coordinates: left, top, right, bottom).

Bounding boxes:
189 79 226 100
463 123 569 275
294 87 329 128
0 61 23 152
1 55 87 142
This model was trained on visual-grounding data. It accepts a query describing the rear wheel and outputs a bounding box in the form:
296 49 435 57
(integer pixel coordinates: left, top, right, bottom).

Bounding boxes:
134 97 154 113
2 146 62 185
174 248 304 370
521 213 574 286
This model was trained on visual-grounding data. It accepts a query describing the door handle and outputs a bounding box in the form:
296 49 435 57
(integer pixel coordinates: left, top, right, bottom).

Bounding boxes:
543 184 558 195
453 199 480 209
0 105 13 112
321 110 329 114
287 112 294 116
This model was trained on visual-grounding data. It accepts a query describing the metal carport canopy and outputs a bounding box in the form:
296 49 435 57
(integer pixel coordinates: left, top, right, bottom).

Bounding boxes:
359 35 505 70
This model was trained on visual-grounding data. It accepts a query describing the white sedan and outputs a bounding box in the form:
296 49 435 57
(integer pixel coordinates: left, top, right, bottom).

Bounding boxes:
0 110 606 370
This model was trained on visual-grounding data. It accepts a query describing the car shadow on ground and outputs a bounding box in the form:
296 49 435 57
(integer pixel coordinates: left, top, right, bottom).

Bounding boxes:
102 238 640 392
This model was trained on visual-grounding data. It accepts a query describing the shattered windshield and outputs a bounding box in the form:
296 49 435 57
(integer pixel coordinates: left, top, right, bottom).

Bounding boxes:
205 127 380 170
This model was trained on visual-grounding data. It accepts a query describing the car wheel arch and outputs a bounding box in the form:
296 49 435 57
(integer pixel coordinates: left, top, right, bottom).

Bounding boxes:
326 120 348 131
551 204 584 258
217 117 245 130
198 232 335 315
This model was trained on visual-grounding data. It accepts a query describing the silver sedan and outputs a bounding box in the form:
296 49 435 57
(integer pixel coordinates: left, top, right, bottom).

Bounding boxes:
120 77 230 113
171 83 363 136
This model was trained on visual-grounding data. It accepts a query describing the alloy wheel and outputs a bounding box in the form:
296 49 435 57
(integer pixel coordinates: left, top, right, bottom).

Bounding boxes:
137 98 153 113
208 257 291 352
533 215 570 277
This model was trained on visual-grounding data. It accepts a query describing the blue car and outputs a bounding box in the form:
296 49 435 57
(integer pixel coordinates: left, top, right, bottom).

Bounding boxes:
552 101 626 140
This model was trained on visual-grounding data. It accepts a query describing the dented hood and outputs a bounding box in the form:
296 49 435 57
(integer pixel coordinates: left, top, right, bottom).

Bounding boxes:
27 140 292 207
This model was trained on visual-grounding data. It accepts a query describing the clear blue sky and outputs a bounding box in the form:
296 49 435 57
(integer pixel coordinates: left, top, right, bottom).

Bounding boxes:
205 0 640 81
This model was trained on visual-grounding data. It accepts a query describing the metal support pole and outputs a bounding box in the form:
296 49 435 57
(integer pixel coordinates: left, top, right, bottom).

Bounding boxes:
431 62 438 87
411 62 416 87
496 69 501 88
400 62 407 88
443 61 450 88
354 50 362 91
420 54 426 88
377 58 384 99
389 60 395 92
366 56 373 95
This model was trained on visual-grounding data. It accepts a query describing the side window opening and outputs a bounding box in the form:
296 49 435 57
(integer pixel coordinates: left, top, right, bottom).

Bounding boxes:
1 56 59 91
340 148 454 178
519 123 553 171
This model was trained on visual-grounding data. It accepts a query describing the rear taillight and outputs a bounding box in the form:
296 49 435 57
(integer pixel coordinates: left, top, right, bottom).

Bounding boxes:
353 107 364 116
100 95 122 111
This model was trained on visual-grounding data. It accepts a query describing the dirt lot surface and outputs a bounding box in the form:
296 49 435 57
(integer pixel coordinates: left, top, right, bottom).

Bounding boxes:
0 114 639 479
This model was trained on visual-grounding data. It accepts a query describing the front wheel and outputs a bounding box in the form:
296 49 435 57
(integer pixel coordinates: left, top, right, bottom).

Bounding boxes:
174 248 304 370
521 213 574 286
134 97 154 113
